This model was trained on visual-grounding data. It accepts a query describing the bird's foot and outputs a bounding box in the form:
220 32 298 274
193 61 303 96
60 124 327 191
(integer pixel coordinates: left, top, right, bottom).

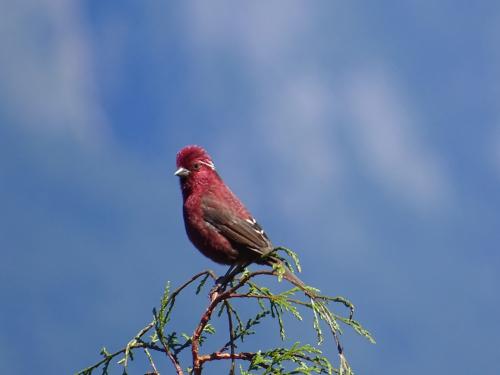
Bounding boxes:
209 280 227 301
216 275 232 285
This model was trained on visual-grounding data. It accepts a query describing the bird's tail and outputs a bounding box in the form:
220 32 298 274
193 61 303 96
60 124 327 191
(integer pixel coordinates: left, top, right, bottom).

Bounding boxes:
281 266 306 287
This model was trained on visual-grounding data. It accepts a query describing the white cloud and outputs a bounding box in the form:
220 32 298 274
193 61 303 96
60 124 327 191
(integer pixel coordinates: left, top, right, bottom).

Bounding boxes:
344 67 450 207
183 2 452 211
184 1 311 66
256 75 344 213
263 76 340 179
253 67 452 213
0 1 108 146
182 2 341 213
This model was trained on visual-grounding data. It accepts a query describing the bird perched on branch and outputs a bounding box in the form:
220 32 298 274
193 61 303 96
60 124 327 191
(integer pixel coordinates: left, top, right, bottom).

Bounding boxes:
174 145 302 285
174 145 352 359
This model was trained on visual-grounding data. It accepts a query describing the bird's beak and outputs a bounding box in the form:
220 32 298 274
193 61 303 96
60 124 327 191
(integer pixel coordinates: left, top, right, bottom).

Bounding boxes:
174 167 190 177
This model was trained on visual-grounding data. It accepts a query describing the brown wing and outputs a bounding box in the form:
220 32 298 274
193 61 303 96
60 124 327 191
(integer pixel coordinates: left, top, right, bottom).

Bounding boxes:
201 195 273 261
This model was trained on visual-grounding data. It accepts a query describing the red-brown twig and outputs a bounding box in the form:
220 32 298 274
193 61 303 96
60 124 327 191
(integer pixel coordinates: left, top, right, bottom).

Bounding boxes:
223 301 236 374
191 270 274 374
198 351 255 363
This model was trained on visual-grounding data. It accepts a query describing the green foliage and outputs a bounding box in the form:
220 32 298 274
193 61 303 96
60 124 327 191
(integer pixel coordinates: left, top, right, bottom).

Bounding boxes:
76 249 374 375
241 343 333 375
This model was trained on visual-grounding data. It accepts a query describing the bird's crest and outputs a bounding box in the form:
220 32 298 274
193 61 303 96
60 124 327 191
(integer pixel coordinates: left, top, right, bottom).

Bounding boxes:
176 145 214 169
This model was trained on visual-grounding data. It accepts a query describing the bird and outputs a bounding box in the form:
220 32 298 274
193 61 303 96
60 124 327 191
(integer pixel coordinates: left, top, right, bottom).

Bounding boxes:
174 145 349 357
174 145 303 286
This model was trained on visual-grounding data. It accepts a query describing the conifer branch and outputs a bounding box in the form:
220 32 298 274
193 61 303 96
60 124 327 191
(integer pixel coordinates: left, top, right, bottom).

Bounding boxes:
76 248 374 375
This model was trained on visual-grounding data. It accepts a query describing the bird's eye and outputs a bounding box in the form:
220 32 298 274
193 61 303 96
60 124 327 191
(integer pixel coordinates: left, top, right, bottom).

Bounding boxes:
192 162 201 171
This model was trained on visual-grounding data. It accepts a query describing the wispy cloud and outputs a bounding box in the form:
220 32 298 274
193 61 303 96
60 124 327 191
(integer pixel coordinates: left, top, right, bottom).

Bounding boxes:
0 1 108 146
254 74 344 214
185 1 311 66
183 2 451 212
344 67 451 208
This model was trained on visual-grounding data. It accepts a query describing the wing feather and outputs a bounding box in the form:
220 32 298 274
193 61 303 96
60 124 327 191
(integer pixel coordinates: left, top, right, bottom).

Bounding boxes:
202 196 272 260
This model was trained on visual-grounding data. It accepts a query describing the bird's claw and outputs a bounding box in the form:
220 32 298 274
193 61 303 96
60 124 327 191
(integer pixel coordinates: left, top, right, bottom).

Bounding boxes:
215 276 228 285
209 281 227 301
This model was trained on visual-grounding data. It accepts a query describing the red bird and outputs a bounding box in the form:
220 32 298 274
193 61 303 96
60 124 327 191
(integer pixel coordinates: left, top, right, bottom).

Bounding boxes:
175 145 301 284
174 146 347 353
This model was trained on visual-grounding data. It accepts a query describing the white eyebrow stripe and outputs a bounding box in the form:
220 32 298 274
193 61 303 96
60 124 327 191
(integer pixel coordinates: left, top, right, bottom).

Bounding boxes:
245 217 265 236
199 160 216 170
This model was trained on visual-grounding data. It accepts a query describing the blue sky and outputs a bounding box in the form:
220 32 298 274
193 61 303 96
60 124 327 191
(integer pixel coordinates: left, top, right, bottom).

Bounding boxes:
1 1 500 374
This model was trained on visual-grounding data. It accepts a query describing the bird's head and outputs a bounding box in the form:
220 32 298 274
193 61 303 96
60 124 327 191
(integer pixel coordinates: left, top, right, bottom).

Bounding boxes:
175 146 217 187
